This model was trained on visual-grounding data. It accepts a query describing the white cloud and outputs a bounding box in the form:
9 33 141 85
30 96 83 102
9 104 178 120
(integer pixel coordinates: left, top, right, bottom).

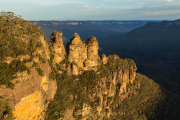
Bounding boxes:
166 0 173 2
103 0 177 3
78 3 99 10
103 0 163 2
143 10 180 15
0 0 81 6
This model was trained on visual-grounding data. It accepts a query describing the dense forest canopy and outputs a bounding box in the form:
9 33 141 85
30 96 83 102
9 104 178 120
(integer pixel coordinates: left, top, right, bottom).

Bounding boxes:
0 11 44 59
0 11 45 88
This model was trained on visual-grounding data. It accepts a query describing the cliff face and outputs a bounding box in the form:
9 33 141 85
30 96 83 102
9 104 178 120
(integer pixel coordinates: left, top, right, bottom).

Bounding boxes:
0 20 138 120
66 33 99 75
67 33 87 75
79 55 138 120
0 36 57 120
47 32 139 120
50 31 66 63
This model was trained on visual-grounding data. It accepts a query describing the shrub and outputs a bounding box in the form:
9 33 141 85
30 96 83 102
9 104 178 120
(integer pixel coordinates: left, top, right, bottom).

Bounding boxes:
0 96 13 119
0 59 29 89
32 61 38 67
60 57 70 68
36 67 44 76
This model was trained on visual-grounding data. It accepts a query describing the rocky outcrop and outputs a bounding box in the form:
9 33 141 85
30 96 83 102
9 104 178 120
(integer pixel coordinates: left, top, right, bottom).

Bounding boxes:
84 36 99 71
79 55 138 119
66 33 87 75
101 54 108 64
48 31 139 119
0 30 138 120
66 33 99 75
50 31 66 63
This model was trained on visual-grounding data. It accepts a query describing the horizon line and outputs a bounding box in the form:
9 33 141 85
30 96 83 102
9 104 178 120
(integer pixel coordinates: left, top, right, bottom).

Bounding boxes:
29 19 176 21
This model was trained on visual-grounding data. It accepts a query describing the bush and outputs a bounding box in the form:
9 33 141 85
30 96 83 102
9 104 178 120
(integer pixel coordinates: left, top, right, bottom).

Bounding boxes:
39 56 46 63
60 57 70 68
0 96 13 119
32 61 38 67
36 67 44 76
0 59 29 89
0 12 44 58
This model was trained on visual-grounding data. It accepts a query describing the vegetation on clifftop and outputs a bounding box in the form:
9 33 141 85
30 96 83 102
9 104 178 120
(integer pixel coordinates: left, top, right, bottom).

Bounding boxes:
98 55 136 78
0 12 45 88
0 12 44 59
0 59 30 88
45 56 138 120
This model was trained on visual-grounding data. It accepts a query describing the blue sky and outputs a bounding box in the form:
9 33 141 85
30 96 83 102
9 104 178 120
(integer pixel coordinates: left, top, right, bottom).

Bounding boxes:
0 0 180 20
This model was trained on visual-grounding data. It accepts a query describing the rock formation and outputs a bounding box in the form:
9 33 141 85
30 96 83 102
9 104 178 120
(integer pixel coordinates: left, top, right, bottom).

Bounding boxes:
48 32 139 120
66 33 87 75
65 33 99 75
50 31 66 63
101 54 108 64
84 36 99 71
0 36 57 120
0 29 138 120
78 55 138 119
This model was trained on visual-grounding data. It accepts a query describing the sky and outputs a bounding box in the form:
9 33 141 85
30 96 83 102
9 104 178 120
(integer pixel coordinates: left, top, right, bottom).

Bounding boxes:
0 0 180 20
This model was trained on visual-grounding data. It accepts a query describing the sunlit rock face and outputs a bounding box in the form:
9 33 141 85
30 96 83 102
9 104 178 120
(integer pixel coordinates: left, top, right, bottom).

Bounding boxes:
101 54 108 64
0 36 57 120
84 36 99 71
0 30 138 120
56 37 138 119
66 33 87 75
50 31 66 64
66 33 100 75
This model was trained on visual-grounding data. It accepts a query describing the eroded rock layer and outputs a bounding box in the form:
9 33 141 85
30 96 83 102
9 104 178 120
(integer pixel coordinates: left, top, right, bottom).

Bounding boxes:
0 36 57 120
66 33 99 75
50 31 66 63
0 30 138 120
48 33 139 120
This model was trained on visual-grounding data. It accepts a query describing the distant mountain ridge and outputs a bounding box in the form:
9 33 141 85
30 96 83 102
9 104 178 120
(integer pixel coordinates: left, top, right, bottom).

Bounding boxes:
146 19 180 27
98 19 180 97
31 20 150 44
99 19 180 62
32 21 148 27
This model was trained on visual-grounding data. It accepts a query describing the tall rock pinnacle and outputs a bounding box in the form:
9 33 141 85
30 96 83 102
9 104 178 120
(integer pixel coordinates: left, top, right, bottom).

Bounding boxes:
84 36 99 70
66 33 99 75
50 31 66 63
66 33 87 75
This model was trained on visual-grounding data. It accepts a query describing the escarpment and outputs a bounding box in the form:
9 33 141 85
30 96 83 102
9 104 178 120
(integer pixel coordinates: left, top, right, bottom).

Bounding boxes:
0 12 56 120
46 32 140 120
0 24 139 120
0 12 139 120
50 31 66 64
0 35 57 120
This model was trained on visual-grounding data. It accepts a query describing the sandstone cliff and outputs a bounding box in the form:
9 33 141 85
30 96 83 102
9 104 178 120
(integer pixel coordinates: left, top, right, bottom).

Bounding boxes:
46 32 139 120
0 12 139 120
0 28 139 120
0 35 57 120
50 31 66 64
66 33 99 75
0 12 58 120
